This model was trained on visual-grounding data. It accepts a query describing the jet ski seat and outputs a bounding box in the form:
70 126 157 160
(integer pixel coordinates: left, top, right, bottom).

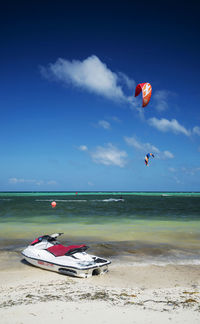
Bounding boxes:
47 244 88 256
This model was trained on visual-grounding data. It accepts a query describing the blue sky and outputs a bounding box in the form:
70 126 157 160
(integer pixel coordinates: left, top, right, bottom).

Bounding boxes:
1 0 200 191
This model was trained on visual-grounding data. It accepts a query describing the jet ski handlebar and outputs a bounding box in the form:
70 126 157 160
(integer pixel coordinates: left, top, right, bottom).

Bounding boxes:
30 233 64 245
50 233 64 238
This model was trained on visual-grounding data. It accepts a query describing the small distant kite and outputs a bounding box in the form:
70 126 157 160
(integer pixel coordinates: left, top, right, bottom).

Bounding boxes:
51 201 56 208
145 153 154 166
135 83 152 107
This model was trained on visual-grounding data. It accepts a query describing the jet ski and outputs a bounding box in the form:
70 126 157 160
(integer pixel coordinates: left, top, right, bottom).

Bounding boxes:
21 233 111 278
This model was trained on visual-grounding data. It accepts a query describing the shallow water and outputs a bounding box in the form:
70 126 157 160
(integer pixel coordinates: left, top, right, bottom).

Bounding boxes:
0 192 200 265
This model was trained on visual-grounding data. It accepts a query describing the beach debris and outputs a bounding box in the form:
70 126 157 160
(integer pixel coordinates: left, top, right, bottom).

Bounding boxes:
51 201 56 208
183 298 198 303
144 153 155 166
1 281 200 313
120 293 137 298
135 83 152 107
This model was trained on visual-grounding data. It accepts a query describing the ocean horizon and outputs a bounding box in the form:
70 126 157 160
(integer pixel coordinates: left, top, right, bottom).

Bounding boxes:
0 191 200 196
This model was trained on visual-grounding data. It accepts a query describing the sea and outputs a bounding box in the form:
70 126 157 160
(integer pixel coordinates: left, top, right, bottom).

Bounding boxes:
0 191 200 267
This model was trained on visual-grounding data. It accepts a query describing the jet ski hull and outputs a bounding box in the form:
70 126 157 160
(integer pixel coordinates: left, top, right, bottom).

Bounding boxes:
21 234 111 278
22 253 109 278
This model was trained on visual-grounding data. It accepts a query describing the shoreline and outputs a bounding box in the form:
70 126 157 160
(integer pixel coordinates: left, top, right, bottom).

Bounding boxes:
0 262 200 323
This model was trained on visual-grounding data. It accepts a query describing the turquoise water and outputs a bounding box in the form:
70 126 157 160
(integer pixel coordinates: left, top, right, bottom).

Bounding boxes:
0 191 200 265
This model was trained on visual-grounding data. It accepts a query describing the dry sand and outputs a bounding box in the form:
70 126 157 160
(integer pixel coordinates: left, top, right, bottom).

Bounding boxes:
0 257 200 324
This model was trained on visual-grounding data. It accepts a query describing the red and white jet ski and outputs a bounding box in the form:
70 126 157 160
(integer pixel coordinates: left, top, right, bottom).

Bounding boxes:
22 233 111 278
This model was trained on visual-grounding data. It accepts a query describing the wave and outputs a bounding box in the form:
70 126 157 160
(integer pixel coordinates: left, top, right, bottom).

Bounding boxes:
102 198 124 202
35 199 88 202
35 199 124 203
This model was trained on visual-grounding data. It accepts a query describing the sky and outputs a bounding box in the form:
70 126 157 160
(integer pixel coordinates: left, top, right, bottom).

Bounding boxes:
1 0 200 192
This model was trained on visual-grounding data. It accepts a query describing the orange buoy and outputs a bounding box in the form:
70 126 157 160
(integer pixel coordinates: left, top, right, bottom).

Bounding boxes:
51 201 56 208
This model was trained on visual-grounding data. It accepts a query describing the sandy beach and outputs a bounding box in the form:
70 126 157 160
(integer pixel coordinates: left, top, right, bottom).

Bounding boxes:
0 253 200 324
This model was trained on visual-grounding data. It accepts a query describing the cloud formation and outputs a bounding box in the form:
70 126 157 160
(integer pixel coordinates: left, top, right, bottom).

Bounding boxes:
78 145 88 151
124 135 174 160
153 90 170 112
117 72 136 90
148 118 191 136
181 166 200 176
41 55 135 104
193 126 200 136
169 166 200 177
163 150 174 159
98 120 111 130
124 136 159 154
9 178 56 186
91 143 128 167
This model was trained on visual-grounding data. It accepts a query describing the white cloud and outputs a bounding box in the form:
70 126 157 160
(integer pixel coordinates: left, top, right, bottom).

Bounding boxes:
41 55 135 104
111 116 121 123
9 178 56 186
78 145 88 151
181 166 200 176
117 72 136 90
169 166 200 177
148 118 191 136
9 178 35 184
91 143 127 167
124 135 174 160
47 180 57 185
35 180 44 186
163 150 174 159
88 181 94 186
173 176 182 184
98 120 111 130
193 126 200 136
124 136 160 154
168 167 176 172
153 90 169 112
